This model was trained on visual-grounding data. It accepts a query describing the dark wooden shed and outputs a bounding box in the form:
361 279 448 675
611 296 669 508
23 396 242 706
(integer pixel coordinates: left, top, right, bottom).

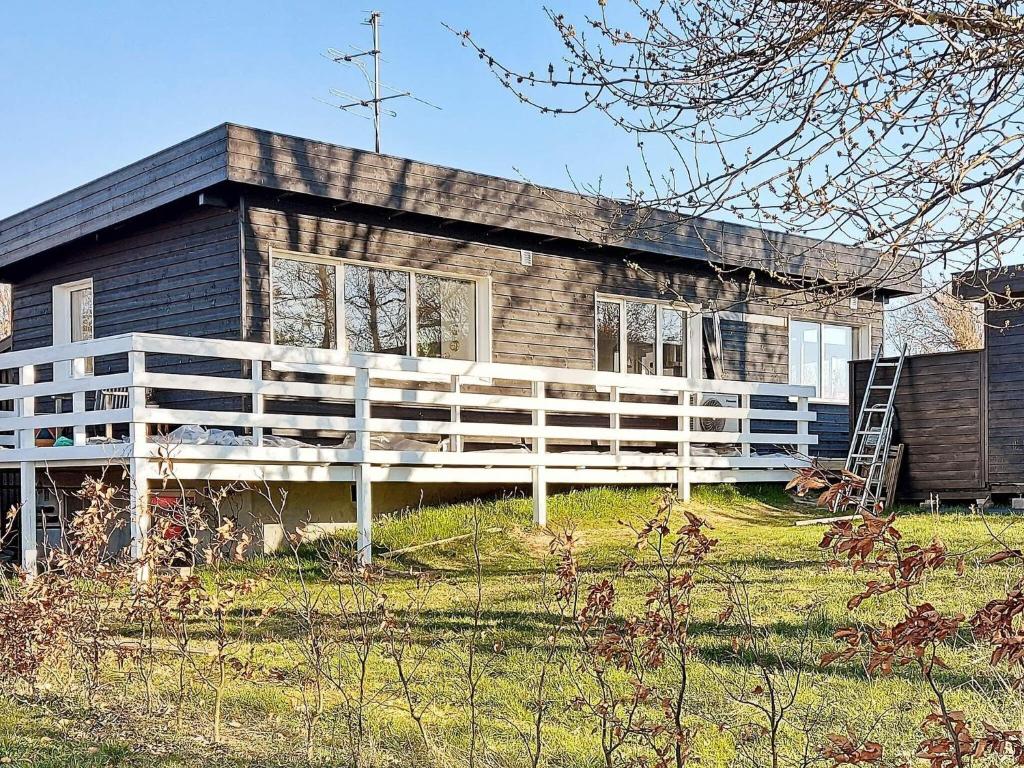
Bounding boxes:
851 266 1024 501
850 350 987 501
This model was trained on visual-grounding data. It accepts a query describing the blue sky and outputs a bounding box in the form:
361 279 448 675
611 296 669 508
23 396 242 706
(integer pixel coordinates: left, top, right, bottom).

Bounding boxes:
0 1 639 219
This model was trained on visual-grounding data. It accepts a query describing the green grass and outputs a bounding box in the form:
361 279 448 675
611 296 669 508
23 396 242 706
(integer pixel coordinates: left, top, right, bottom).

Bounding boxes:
4 484 1023 767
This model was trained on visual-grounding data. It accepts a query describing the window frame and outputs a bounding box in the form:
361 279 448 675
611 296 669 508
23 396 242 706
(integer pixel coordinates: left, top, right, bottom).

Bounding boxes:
594 293 698 378
52 277 94 379
268 248 492 363
787 318 860 404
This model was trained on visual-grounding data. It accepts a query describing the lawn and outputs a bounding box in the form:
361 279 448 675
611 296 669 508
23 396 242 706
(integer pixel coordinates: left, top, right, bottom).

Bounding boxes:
2 484 1022 767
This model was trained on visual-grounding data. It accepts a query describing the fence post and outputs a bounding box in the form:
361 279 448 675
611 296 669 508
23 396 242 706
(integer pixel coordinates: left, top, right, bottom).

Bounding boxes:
127 351 146 448
17 364 34 455
797 395 810 456
251 360 264 447
532 380 547 527
72 356 86 446
19 461 36 576
17 365 37 575
126 350 151 577
677 390 692 503
609 385 620 455
354 366 373 565
450 374 462 452
740 393 751 458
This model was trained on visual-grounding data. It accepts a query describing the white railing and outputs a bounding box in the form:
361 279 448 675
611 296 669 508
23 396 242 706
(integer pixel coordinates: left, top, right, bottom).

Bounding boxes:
1 333 818 568
0 333 817 472
0 333 819 470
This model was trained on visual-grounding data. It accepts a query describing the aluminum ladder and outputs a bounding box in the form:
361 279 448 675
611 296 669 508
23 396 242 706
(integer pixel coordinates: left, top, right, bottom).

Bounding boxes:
845 343 908 512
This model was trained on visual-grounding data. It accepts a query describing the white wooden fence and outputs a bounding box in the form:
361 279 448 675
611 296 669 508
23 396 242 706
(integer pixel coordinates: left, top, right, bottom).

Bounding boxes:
0 333 817 569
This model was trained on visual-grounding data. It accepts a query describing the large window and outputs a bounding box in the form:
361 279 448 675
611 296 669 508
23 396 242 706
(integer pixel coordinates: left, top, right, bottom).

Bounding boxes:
596 296 688 376
271 252 483 361
788 320 855 402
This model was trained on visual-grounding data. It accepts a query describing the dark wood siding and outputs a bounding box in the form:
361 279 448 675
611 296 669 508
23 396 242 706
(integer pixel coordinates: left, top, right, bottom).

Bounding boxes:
242 195 883 456
0 123 921 298
985 308 1024 489
0 126 230 269
225 125 920 294
9 205 243 411
955 265 1024 299
1 186 886 457
851 351 986 499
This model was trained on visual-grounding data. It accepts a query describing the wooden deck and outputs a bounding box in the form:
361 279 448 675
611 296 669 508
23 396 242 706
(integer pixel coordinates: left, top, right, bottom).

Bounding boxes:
0 333 817 572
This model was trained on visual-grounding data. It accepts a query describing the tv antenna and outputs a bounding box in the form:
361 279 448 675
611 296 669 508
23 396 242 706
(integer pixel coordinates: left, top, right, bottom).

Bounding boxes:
322 10 440 153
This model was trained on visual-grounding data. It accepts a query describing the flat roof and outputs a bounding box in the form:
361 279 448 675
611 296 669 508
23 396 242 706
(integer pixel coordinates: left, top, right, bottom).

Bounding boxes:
0 123 921 294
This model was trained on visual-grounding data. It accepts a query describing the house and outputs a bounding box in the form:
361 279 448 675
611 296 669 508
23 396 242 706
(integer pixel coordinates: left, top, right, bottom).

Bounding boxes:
0 124 921 570
849 267 1018 502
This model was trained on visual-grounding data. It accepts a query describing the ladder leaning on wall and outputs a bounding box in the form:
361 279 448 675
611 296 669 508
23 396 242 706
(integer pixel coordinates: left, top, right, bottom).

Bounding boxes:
846 343 908 513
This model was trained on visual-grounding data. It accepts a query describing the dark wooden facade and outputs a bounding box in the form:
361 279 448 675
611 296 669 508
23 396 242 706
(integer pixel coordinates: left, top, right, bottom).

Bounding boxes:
0 126 230 268
851 267 1024 499
851 351 987 500
981 303 1024 490
0 124 920 290
0 124 922 459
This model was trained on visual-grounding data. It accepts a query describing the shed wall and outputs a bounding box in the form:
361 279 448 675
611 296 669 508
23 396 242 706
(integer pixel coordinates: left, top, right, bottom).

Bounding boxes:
985 307 1024 489
851 351 986 499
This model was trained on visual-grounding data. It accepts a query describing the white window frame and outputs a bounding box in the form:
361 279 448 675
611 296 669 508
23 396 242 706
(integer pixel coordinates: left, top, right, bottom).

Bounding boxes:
594 293 699 378
52 277 94 380
787 318 863 405
269 247 493 364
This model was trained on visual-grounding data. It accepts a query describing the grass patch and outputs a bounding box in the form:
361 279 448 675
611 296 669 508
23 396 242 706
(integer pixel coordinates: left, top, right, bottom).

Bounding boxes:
5 484 1021 767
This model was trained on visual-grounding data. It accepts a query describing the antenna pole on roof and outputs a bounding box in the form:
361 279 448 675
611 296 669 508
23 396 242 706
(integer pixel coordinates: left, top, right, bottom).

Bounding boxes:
322 10 440 153
371 11 381 153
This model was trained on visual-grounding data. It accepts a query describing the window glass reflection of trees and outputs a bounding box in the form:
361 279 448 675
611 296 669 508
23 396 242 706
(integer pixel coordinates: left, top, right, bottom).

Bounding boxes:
344 265 409 354
271 258 337 349
661 307 686 377
70 285 95 375
625 301 656 374
416 275 475 360
70 287 94 343
596 300 621 372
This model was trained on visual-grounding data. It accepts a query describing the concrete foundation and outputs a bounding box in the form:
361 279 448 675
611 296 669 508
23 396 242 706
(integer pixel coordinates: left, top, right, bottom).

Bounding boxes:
28 466 516 556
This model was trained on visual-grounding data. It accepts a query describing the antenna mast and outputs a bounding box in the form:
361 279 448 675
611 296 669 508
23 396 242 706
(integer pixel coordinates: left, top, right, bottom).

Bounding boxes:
323 10 439 153
370 11 381 153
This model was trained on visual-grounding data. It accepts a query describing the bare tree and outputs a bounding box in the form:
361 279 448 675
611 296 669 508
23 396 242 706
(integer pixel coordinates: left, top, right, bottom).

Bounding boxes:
887 282 984 354
450 1 1024 307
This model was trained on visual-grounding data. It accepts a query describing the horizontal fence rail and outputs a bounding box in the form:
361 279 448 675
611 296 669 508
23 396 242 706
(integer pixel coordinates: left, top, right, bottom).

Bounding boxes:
0 333 817 473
